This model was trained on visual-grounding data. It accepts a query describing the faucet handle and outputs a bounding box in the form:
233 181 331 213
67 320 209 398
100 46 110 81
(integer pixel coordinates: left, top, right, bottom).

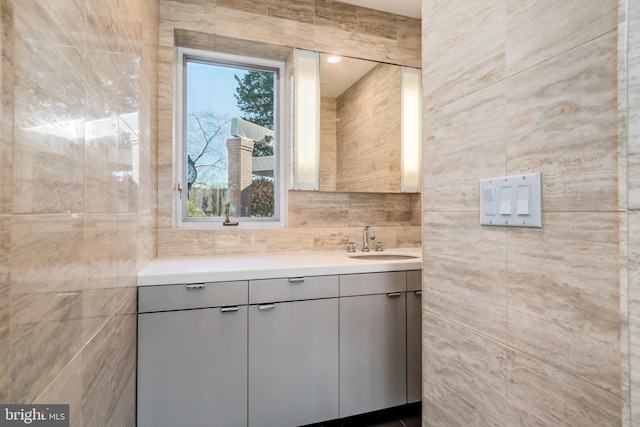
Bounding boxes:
346 242 357 252
374 242 385 252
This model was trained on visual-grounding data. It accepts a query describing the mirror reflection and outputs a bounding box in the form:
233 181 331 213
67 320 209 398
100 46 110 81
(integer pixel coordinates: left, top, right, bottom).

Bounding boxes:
318 53 414 193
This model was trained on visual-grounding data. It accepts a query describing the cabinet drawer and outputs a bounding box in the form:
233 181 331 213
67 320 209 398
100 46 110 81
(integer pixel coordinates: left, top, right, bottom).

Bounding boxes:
249 275 339 304
407 270 422 292
339 272 406 297
138 281 248 313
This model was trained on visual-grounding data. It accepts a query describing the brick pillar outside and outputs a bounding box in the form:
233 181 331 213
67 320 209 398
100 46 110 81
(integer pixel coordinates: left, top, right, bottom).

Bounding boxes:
226 137 254 217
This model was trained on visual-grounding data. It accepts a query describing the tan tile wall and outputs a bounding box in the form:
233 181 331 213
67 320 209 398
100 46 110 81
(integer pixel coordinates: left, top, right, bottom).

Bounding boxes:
0 0 158 424
422 0 622 425
157 0 422 257
335 64 402 193
624 0 640 425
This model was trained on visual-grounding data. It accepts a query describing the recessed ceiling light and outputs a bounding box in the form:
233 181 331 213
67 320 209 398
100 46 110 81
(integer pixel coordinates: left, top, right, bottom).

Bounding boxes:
327 56 341 63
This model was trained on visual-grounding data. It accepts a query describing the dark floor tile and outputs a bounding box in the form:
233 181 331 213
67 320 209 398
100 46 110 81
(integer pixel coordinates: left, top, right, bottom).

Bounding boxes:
399 415 421 427
305 404 421 427
370 420 403 427
369 421 404 427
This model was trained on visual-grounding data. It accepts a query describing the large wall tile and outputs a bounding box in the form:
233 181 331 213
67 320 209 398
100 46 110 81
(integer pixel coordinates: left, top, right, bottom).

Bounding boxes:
5 0 157 418
423 82 507 212
624 2 639 423
13 0 86 51
423 212 507 341
313 27 415 67
314 0 358 32
82 314 136 427
107 369 136 427
136 211 156 271
83 214 118 290
422 0 505 111
307 192 350 225
10 317 83 404
213 228 313 254
423 1 623 423
396 226 422 248
11 292 82 326
335 64 401 193
507 212 620 394
12 128 85 214
86 0 121 52
286 190 310 226
118 119 140 214
506 0 617 74
84 93 120 214
421 409 446 427
157 228 216 257
395 16 421 67
269 0 314 25
356 7 396 40
158 0 215 48
34 352 84 427
11 214 83 294
629 210 640 424
12 37 85 214
629 0 640 211
422 311 507 427
216 7 315 52
117 213 138 288
0 215 8 402
506 34 618 212
507 349 621 426
217 0 268 16
0 12 14 216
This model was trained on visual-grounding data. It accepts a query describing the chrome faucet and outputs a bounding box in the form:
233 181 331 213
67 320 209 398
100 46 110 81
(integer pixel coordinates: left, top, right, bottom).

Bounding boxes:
362 226 375 252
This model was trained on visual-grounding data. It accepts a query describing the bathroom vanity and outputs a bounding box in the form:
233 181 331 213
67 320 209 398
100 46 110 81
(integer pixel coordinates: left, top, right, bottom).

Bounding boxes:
137 249 422 427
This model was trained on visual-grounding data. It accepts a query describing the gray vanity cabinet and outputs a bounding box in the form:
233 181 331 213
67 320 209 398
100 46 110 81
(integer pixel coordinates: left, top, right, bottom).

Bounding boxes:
248 276 339 427
406 270 422 403
137 281 249 427
339 272 408 418
137 268 423 426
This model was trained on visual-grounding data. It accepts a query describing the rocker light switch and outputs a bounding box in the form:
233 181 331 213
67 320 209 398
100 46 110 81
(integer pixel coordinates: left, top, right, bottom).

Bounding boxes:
482 187 496 215
516 185 530 215
480 173 542 228
499 187 512 215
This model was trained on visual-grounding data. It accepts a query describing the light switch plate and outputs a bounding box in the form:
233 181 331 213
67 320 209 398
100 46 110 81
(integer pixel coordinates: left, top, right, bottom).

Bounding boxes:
480 173 542 228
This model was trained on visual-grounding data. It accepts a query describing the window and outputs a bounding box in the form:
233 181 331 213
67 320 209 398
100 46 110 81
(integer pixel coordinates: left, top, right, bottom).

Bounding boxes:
174 47 285 228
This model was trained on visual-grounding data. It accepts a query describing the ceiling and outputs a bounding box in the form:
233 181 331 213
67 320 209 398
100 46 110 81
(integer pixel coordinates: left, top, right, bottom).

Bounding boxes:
338 0 421 19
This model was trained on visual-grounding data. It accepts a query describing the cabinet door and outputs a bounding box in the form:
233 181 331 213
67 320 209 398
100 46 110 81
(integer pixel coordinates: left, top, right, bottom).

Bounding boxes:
339 293 407 418
407 289 422 403
138 307 248 427
249 298 339 427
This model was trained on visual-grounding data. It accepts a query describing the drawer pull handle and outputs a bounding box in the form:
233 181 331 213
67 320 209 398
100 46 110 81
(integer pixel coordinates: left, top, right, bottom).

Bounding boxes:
258 304 276 311
220 306 239 313
186 284 206 290
288 277 305 283
387 292 402 298
415 290 422 296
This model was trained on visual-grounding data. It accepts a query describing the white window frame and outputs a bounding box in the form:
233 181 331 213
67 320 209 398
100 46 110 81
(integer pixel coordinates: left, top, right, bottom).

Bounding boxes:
173 47 287 229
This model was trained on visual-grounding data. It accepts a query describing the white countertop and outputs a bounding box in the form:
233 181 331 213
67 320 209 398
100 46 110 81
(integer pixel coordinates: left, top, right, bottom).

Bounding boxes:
137 248 422 286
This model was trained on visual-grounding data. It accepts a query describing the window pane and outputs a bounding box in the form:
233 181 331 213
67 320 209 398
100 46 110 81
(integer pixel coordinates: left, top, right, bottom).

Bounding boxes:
185 59 277 220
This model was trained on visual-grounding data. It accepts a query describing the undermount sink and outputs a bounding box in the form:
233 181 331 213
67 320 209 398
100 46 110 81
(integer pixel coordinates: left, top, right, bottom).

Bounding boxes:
348 254 418 260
